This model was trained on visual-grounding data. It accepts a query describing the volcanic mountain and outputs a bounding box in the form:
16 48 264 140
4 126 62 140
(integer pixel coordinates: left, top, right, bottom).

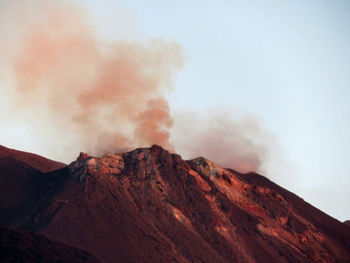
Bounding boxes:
0 145 350 262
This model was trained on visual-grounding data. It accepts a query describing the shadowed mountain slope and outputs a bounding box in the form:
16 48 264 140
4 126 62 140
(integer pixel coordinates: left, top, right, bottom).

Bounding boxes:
0 145 66 173
0 227 101 263
0 145 349 262
0 145 66 210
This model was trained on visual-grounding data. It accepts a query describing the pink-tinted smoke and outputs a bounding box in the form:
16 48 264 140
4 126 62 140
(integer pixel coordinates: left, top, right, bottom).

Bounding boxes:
171 111 288 176
8 1 182 155
2 1 287 178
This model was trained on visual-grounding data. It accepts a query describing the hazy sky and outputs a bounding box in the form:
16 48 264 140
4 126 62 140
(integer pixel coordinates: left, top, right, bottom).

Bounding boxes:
1 0 349 221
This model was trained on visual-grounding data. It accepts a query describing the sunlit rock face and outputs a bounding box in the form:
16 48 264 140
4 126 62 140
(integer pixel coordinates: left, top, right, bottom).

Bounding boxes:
1 145 350 263
69 152 125 180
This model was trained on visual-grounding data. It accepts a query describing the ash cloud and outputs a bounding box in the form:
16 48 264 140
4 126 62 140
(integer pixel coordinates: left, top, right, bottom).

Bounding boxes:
1 0 290 181
2 1 182 159
171 111 292 180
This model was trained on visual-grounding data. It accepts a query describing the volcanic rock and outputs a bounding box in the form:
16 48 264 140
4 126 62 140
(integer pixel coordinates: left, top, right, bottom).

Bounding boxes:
0 145 350 263
0 145 65 210
0 145 66 172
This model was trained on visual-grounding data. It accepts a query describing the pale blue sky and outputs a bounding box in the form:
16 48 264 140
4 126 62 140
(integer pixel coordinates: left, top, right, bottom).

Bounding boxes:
79 0 350 220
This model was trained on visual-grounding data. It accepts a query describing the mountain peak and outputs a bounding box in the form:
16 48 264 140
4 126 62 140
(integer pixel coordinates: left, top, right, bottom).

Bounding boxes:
2 145 350 263
77 152 91 161
68 145 171 180
69 152 124 180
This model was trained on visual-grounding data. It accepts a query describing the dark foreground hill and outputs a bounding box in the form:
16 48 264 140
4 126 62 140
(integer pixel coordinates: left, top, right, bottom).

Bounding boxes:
0 227 101 263
0 145 349 262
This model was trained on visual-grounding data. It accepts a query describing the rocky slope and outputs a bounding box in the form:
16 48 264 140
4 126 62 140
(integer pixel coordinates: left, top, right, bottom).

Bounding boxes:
0 145 65 210
0 145 350 262
0 227 101 263
0 145 66 173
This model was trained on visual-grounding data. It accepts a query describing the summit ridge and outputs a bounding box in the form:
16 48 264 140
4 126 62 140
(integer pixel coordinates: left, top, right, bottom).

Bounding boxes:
0 145 349 262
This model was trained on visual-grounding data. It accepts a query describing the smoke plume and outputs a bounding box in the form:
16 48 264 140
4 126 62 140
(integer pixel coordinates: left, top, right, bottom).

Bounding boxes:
1 0 289 178
171 111 291 179
2 1 181 158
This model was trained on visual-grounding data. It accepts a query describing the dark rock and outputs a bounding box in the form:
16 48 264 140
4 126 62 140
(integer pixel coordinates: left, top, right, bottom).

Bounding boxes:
0 227 101 263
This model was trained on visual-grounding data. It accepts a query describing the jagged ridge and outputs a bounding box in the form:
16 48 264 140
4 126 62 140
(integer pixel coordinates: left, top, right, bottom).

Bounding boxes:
0 145 350 263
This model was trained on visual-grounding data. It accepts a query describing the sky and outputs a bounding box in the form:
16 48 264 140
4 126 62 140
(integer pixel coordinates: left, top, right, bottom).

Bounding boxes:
1 0 349 221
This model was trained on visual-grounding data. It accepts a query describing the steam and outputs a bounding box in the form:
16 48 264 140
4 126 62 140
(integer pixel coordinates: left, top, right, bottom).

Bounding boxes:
171 111 290 177
171 113 264 172
3 1 182 158
1 0 287 177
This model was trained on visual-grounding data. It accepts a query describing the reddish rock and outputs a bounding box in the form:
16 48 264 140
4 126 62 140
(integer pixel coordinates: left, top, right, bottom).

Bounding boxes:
0 145 350 263
0 145 66 172
0 146 65 210
77 152 90 162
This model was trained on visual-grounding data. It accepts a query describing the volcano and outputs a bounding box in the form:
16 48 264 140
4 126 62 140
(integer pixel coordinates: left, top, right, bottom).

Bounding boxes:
0 145 349 263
